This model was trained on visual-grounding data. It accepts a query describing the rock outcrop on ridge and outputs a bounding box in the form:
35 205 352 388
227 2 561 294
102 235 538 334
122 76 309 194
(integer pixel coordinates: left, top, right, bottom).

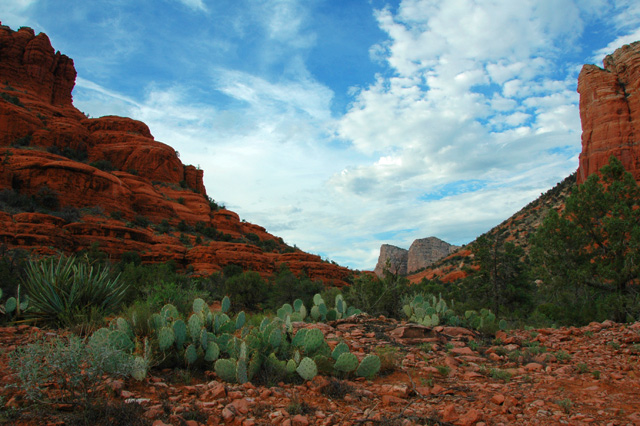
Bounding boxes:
0 25 351 285
373 237 458 278
577 40 640 184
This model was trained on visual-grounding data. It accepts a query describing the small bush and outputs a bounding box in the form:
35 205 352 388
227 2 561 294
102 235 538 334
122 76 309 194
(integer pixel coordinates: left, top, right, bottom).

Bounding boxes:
133 215 150 228
11 134 32 147
222 271 268 310
90 159 115 172
1 92 24 107
9 335 138 407
34 186 60 211
21 256 128 327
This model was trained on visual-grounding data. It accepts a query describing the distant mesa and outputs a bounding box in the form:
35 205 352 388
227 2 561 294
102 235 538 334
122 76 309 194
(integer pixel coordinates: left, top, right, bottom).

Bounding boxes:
373 236 458 277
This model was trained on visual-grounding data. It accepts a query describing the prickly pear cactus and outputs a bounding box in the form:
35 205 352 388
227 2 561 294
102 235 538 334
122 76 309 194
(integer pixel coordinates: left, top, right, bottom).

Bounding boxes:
215 358 237 383
334 352 358 373
131 356 148 381
235 311 246 330
236 358 248 384
173 319 187 348
221 296 231 313
158 326 175 351
205 341 220 362
292 328 308 347
293 299 303 312
161 303 179 321
326 309 338 321
310 305 321 321
331 342 350 360
303 328 324 353
188 313 203 341
184 344 198 365
193 298 207 313
296 357 317 381
149 313 166 331
109 329 135 352
356 354 381 379
4 297 17 314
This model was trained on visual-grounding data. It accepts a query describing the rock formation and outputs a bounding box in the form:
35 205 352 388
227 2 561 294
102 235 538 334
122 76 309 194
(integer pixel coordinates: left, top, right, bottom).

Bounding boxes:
374 237 457 277
0 25 351 286
407 237 459 273
577 40 640 183
373 244 408 276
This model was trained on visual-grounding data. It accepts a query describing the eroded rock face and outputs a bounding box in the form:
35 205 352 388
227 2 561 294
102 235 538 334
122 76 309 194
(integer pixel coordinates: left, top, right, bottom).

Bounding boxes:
0 25 351 286
374 237 458 278
407 237 459 274
577 41 640 183
373 244 408 277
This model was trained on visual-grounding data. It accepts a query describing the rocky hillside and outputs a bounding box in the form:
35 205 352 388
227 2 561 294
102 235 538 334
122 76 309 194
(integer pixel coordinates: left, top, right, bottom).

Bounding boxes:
407 41 640 285
0 25 351 286
407 173 575 284
373 237 458 277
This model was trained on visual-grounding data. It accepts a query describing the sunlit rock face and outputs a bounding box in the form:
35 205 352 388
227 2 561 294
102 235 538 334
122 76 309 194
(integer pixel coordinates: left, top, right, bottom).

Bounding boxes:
0 25 351 286
577 41 640 184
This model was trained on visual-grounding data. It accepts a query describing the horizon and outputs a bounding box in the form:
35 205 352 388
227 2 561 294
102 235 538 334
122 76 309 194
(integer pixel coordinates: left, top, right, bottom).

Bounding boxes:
3 0 640 270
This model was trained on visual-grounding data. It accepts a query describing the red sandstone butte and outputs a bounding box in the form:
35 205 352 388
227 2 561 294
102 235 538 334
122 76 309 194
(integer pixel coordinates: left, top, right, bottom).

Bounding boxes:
577 40 640 183
0 24 351 285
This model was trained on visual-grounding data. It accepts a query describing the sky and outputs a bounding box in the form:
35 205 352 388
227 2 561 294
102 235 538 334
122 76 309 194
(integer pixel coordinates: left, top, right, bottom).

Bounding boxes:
3 0 640 270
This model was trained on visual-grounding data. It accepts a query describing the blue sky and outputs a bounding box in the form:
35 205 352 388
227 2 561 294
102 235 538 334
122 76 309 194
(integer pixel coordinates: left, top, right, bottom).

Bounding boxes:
4 0 640 270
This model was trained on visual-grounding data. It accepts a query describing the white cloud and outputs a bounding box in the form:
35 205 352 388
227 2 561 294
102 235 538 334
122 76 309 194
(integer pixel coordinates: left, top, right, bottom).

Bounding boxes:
176 0 207 12
1 0 39 28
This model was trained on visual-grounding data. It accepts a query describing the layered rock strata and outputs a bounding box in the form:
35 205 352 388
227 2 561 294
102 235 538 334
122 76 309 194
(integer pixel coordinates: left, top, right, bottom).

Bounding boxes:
0 25 351 285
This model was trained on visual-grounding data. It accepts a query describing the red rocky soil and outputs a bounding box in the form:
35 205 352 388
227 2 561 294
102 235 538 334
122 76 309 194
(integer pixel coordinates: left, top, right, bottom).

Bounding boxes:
2 318 640 426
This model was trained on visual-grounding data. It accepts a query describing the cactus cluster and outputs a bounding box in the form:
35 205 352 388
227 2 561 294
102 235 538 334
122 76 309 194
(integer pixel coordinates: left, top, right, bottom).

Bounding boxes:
308 293 361 322
403 294 459 327
465 308 508 334
0 286 29 319
87 294 381 385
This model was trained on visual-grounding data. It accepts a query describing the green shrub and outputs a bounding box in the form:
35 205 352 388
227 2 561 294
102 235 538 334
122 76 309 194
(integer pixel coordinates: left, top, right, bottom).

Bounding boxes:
21 256 128 327
9 335 139 407
222 271 268 310
90 159 115 172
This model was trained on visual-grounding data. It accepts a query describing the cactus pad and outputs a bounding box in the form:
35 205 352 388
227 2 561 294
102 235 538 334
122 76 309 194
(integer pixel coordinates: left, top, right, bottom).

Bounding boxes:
221 296 231 313
334 352 358 372
184 344 198 365
131 356 147 381
161 303 179 321
158 326 175 351
296 357 317 381
303 328 324 353
188 313 203 341
356 354 381 379
205 341 220 362
192 298 206 313
4 297 17 314
331 342 350 360
173 319 187 348
215 358 237 382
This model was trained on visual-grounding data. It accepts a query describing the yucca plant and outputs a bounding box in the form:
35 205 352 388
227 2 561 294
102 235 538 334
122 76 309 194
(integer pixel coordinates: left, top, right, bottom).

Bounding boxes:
21 256 128 326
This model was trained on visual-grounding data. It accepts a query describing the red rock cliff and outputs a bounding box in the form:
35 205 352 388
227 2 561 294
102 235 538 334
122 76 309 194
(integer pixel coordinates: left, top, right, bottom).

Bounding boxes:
577 40 640 183
0 25 351 286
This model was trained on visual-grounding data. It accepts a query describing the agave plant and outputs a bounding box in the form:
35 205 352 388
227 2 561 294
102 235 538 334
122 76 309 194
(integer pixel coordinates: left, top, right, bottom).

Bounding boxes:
21 256 128 326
